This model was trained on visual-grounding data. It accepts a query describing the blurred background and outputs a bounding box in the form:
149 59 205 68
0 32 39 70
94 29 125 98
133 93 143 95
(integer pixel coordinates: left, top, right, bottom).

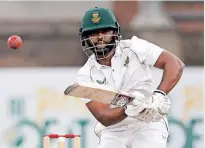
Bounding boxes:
0 1 203 148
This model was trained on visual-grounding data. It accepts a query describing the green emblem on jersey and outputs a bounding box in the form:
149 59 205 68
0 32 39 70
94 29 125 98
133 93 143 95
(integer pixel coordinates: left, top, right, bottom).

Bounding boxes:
96 77 106 84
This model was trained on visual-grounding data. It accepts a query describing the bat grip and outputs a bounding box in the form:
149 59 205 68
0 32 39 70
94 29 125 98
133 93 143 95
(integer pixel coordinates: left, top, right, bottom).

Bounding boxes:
111 94 135 107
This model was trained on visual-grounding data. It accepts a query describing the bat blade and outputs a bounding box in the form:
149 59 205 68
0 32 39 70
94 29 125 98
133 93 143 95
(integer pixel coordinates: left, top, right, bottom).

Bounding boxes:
64 82 134 106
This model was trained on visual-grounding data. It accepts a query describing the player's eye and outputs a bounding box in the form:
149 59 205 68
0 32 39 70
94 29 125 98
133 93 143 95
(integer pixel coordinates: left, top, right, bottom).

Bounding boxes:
87 29 112 37
88 32 98 37
101 29 111 34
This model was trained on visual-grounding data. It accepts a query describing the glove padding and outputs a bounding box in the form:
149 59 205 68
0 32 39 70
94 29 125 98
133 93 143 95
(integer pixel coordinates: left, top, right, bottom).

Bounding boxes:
152 90 171 116
124 92 147 117
125 90 171 122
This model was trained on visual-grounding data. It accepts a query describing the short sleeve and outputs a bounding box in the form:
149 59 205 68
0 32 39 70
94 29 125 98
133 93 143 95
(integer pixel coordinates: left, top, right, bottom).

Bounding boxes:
130 36 164 66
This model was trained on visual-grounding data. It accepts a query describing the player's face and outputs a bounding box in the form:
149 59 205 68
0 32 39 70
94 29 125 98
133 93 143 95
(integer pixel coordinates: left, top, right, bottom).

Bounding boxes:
88 29 114 49
81 28 119 60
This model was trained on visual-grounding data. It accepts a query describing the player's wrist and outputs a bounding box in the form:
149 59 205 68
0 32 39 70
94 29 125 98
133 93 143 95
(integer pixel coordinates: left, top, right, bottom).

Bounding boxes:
153 89 166 96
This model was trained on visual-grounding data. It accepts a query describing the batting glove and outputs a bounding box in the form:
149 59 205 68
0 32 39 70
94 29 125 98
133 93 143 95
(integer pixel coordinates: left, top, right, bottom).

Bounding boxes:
135 90 171 122
124 90 171 123
124 91 148 117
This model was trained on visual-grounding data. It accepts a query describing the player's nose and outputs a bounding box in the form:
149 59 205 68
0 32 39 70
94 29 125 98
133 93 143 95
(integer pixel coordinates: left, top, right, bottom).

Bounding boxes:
97 32 104 40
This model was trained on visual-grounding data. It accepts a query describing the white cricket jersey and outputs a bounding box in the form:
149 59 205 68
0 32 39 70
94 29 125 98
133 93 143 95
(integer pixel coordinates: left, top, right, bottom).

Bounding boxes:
77 36 164 134
77 36 164 100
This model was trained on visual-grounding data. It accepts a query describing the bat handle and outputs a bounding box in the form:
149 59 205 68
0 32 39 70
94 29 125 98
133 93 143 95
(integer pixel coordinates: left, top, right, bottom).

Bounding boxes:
111 94 135 107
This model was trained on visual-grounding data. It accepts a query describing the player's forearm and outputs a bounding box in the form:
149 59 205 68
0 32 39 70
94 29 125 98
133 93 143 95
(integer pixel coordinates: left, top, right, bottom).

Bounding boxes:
99 107 127 127
158 57 184 94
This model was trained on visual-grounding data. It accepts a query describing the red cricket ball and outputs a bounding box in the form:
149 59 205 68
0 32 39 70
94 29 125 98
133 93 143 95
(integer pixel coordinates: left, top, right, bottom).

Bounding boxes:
7 35 22 49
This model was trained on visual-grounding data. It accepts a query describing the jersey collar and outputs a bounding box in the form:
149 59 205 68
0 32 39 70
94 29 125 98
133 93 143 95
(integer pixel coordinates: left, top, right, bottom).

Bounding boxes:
90 45 123 71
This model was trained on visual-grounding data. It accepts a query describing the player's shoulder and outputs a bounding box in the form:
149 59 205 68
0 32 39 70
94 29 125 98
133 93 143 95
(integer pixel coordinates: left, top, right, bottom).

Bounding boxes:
118 37 132 48
119 36 150 53
120 35 149 45
77 56 94 76
130 36 152 49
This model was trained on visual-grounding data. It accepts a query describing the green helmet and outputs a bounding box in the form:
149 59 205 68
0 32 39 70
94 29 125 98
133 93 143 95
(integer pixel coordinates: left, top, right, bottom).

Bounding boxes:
79 7 121 60
80 7 120 34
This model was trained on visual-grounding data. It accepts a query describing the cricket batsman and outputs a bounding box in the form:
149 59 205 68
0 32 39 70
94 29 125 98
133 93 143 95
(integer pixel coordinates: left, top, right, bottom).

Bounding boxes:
77 7 184 148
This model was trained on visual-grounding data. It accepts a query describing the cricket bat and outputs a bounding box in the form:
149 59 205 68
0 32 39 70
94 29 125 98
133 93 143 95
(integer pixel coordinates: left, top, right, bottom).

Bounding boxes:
64 82 135 107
